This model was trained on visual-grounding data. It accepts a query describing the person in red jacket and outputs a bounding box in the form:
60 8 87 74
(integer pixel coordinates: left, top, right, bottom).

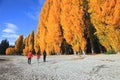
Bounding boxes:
27 51 33 64
36 53 40 63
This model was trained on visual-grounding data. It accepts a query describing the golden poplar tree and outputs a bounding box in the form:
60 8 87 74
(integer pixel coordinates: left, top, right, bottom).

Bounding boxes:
60 0 86 54
28 30 34 52
36 0 63 55
23 32 29 55
34 33 40 54
45 0 63 54
15 35 23 55
23 30 34 56
35 0 50 54
60 0 73 44
88 0 120 53
23 35 29 56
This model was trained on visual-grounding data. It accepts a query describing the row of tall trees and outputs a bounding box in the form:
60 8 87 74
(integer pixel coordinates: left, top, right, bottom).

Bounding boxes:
6 35 23 55
36 0 87 55
36 0 120 55
88 0 120 53
6 30 35 55
5 0 120 55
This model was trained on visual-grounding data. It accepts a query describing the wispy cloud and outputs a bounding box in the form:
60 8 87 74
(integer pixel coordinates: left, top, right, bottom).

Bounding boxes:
25 0 45 21
1 23 19 45
2 33 19 38
2 23 18 33
25 12 39 21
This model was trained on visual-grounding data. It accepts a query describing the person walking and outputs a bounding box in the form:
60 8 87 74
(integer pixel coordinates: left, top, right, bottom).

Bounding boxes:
27 51 33 64
43 50 46 62
36 53 40 63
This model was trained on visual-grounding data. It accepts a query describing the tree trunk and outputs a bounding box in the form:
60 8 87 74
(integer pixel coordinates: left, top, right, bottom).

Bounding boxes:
74 51 76 55
82 51 86 55
117 51 120 54
90 38 94 54
98 44 103 53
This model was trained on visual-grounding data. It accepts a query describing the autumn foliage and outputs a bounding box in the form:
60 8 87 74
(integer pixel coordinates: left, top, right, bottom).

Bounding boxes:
6 47 15 55
23 46 29 56
23 30 34 56
35 0 50 54
15 35 23 55
88 0 120 52
61 0 86 53
36 0 87 55
6 0 120 55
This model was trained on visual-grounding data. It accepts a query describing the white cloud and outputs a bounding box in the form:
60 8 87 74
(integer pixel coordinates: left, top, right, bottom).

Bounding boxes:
2 28 16 33
1 23 19 45
5 23 17 29
2 33 19 38
2 23 18 33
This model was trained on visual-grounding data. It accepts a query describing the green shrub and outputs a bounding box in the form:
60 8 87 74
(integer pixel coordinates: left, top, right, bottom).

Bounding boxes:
104 49 115 54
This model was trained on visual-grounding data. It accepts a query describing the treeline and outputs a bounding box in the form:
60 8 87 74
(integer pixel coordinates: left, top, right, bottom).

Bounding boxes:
0 39 9 55
6 30 35 55
35 0 120 55
3 0 120 55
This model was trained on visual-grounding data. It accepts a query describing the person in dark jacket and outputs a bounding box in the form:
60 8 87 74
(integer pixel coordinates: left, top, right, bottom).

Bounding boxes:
43 50 46 62
27 51 33 64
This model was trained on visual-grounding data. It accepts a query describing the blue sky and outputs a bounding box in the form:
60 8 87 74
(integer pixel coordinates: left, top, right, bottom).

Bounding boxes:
0 0 45 45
